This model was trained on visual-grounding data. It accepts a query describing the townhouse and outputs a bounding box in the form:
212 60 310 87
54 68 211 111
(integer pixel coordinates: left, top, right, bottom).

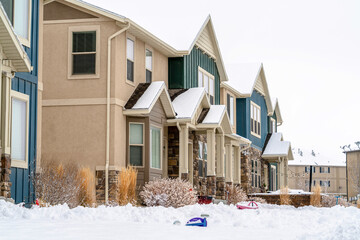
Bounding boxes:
288 149 346 196
222 63 293 193
0 0 39 204
345 149 360 202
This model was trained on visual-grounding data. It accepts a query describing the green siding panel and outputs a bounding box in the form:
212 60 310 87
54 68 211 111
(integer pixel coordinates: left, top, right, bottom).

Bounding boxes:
168 48 220 104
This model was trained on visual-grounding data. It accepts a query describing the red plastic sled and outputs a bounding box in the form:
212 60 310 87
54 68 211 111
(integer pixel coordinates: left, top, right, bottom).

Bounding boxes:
236 201 259 210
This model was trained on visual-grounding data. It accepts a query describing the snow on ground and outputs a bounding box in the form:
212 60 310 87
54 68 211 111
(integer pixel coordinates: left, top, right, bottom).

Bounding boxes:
1 200 360 240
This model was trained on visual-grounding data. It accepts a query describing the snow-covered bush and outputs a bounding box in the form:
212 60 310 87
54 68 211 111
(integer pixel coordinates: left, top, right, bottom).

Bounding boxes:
321 195 351 207
118 166 137 206
139 178 197 207
252 197 267 204
227 185 248 205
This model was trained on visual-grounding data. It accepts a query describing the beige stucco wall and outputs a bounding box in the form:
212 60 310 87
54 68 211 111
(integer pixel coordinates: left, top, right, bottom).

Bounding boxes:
41 2 169 171
288 165 346 195
347 150 360 199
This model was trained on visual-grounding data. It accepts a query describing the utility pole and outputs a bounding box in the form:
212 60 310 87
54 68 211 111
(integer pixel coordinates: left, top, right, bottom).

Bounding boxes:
309 165 313 192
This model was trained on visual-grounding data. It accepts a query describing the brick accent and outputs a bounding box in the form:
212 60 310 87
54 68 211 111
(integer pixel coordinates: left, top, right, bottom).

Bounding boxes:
207 176 216 197
95 170 120 205
216 177 225 199
0 153 12 199
241 151 251 193
168 126 179 178
241 147 266 194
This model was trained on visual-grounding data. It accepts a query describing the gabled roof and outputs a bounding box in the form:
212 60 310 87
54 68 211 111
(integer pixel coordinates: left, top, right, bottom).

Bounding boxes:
123 81 175 118
262 133 293 160
222 63 274 115
271 97 283 124
0 3 31 72
169 87 210 121
289 148 345 167
197 105 232 134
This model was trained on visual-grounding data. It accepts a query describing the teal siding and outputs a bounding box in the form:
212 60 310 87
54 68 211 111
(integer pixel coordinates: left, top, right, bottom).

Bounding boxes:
235 90 268 150
9 0 39 205
168 48 220 104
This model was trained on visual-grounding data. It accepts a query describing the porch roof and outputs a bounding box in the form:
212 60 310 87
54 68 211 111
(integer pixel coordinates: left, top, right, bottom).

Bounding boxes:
262 132 294 160
197 105 232 134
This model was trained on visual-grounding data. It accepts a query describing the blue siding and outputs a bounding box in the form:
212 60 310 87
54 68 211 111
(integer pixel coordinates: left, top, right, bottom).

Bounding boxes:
10 0 39 205
235 90 268 150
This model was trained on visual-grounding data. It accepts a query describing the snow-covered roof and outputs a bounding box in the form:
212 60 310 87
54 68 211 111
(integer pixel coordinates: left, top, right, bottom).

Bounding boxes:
227 133 252 145
262 133 293 160
289 148 346 167
224 63 262 95
172 88 208 119
201 105 225 124
124 81 175 118
271 97 283 124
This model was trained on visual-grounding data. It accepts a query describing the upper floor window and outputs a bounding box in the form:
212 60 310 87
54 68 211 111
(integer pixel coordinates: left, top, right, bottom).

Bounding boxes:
127 38 134 82
320 167 330 173
198 67 214 104
250 101 261 137
227 94 234 125
270 118 276 133
1 0 31 46
68 26 99 79
145 49 152 83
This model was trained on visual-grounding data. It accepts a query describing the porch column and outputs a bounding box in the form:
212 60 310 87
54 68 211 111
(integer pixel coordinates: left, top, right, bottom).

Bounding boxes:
284 158 288 187
179 124 189 180
233 146 241 185
206 129 216 197
225 143 233 184
216 133 225 199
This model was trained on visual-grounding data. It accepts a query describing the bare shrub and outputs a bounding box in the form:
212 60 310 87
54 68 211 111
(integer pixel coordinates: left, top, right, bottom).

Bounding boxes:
322 195 351 207
227 185 248 205
310 184 322 207
252 197 267 204
35 162 82 208
139 178 197 207
118 166 138 206
280 187 291 205
357 199 360 209
78 168 95 207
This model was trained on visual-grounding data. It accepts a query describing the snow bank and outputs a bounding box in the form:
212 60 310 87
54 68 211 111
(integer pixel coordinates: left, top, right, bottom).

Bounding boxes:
1 200 360 240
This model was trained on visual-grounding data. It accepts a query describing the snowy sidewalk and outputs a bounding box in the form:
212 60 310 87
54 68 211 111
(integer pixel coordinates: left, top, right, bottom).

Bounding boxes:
1 200 359 240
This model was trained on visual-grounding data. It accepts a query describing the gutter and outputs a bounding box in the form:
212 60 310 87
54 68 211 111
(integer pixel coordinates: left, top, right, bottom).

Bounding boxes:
105 22 130 204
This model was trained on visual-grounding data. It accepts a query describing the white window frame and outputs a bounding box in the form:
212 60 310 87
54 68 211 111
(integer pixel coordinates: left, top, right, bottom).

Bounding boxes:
129 122 144 168
198 67 215 104
126 34 136 84
8 0 32 47
250 101 261 138
10 90 29 169
67 25 100 80
150 125 162 170
145 45 153 83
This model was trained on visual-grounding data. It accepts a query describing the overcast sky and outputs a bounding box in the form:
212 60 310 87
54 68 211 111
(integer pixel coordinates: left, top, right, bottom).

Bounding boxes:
86 0 360 161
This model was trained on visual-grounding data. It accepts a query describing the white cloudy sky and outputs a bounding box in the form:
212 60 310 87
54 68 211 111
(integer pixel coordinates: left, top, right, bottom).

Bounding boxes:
86 0 360 161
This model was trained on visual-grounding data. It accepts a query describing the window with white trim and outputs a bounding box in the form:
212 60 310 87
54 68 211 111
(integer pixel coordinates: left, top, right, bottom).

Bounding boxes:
127 38 134 82
198 141 207 177
129 123 143 166
10 91 29 169
145 49 152 83
150 126 161 169
198 68 215 104
250 102 261 137
1 0 31 46
251 159 261 188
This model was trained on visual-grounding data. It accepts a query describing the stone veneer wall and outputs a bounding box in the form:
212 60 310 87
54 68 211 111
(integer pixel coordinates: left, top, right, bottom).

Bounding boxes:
191 132 209 196
168 126 179 178
0 154 12 198
241 147 266 194
95 170 120 204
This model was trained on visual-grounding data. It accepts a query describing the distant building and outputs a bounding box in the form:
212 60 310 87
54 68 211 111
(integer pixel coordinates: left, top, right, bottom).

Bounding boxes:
288 149 346 196
345 150 360 202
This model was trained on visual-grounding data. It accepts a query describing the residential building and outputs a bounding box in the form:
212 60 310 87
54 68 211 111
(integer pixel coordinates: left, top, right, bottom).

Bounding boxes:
0 0 39 204
288 149 346 196
345 149 360 202
221 63 293 193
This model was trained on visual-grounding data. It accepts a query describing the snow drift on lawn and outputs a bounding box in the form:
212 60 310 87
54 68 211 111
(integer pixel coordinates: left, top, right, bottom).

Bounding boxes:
1 200 360 240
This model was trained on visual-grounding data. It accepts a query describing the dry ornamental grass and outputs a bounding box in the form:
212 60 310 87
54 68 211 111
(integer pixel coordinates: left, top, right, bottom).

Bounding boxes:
280 187 291 205
118 166 138 206
310 184 322 207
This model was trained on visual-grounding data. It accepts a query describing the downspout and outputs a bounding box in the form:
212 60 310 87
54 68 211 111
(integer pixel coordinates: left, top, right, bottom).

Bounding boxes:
105 22 130 204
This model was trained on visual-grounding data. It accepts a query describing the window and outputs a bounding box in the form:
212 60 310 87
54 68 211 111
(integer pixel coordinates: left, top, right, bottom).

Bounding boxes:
68 26 99 79
145 49 152 83
198 141 207 177
129 123 143 166
251 159 261 188
227 94 234 126
251 160 254 186
150 126 161 169
1 0 31 46
72 31 96 75
198 67 215 104
305 166 309 173
250 101 261 137
270 118 276 133
127 38 134 82
320 181 331 187
10 91 29 169
320 167 330 173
